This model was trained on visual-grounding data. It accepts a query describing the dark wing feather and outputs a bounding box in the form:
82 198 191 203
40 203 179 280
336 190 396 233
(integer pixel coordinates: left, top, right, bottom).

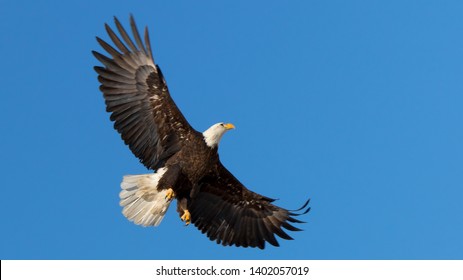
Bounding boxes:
189 163 310 249
93 16 195 170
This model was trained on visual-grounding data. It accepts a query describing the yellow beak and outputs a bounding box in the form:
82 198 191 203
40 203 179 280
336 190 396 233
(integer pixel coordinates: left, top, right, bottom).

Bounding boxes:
224 123 235 130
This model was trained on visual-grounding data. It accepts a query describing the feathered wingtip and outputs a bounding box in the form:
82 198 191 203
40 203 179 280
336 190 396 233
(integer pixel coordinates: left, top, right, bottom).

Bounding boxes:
290 198 311 216
286 198 311 226
258 198 311 248
92 14 155 66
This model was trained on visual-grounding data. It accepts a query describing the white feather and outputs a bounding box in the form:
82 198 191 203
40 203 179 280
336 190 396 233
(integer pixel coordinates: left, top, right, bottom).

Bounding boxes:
119 167 171 227
203 123 229 147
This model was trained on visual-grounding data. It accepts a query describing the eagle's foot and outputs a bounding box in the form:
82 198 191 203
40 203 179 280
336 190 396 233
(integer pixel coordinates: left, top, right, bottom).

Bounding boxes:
181 210 191 226
165 188 175 201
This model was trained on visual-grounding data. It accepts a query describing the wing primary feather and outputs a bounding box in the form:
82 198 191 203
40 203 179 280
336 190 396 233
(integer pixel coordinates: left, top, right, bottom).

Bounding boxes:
256 219 277 247
98 76 136 89
130 15 147 55
265 215 293 240
289 206 311 216
281 221 302 232
101 86 137 95
94 66 134 84
114 16 138 52
289 198 311 212
144 27 154 61
96 37 122 59
287 216 305 223
273 227 293 241
92 51 133 78
105 23 130 54
92 50 114 67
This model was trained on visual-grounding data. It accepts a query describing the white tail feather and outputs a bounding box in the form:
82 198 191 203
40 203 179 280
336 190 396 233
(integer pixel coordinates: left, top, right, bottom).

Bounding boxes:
119 167 171 227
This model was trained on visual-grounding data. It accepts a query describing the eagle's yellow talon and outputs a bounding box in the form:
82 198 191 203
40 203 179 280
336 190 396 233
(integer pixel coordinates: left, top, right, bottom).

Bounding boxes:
165 188 175 201
181 210 191 226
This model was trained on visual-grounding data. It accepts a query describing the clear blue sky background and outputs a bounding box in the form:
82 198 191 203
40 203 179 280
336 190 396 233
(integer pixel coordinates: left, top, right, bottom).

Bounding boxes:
1 0 462 260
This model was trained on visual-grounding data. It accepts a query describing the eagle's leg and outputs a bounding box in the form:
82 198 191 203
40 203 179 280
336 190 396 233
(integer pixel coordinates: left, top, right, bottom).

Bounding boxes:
181 210 191 225
159 165 181 201
165 188 175 201
177 198 191 226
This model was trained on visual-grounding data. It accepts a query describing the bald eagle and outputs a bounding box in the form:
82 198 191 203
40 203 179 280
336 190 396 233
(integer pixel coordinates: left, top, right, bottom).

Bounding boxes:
93 15 310 249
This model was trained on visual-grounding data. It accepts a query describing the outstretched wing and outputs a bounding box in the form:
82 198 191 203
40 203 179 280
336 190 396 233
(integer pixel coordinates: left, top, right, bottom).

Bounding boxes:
93 16 195 170
189 163 310 249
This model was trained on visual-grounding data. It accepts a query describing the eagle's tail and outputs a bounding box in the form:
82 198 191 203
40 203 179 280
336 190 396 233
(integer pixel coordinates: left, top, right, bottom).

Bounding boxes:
119 167 172 227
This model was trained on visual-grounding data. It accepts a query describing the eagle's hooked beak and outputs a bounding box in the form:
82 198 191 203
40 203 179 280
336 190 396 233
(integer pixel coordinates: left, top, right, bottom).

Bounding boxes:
224 123 235 130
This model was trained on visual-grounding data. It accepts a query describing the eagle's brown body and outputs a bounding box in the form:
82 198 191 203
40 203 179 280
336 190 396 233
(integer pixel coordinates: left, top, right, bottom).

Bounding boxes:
158 133 219 218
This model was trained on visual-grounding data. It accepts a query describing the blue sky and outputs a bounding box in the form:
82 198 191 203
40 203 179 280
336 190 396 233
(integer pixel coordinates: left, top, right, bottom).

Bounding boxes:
1 0 462 259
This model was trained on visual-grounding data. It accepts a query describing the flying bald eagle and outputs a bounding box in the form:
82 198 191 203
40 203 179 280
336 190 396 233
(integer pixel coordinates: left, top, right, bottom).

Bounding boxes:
93 15 310 249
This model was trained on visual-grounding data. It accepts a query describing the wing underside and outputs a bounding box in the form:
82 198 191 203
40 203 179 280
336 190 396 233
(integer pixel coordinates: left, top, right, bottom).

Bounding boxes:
189 163 310 249
93 15 194 169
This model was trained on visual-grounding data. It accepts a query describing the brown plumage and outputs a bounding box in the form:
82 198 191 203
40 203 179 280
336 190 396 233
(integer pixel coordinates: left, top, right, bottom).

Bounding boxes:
93 15 310 249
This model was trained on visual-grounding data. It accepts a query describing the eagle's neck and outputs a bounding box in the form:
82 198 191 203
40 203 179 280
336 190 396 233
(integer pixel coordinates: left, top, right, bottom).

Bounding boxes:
203 123 227 148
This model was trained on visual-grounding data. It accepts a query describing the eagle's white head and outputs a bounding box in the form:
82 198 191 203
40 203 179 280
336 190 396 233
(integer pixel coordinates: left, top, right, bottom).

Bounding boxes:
203 122 235 148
